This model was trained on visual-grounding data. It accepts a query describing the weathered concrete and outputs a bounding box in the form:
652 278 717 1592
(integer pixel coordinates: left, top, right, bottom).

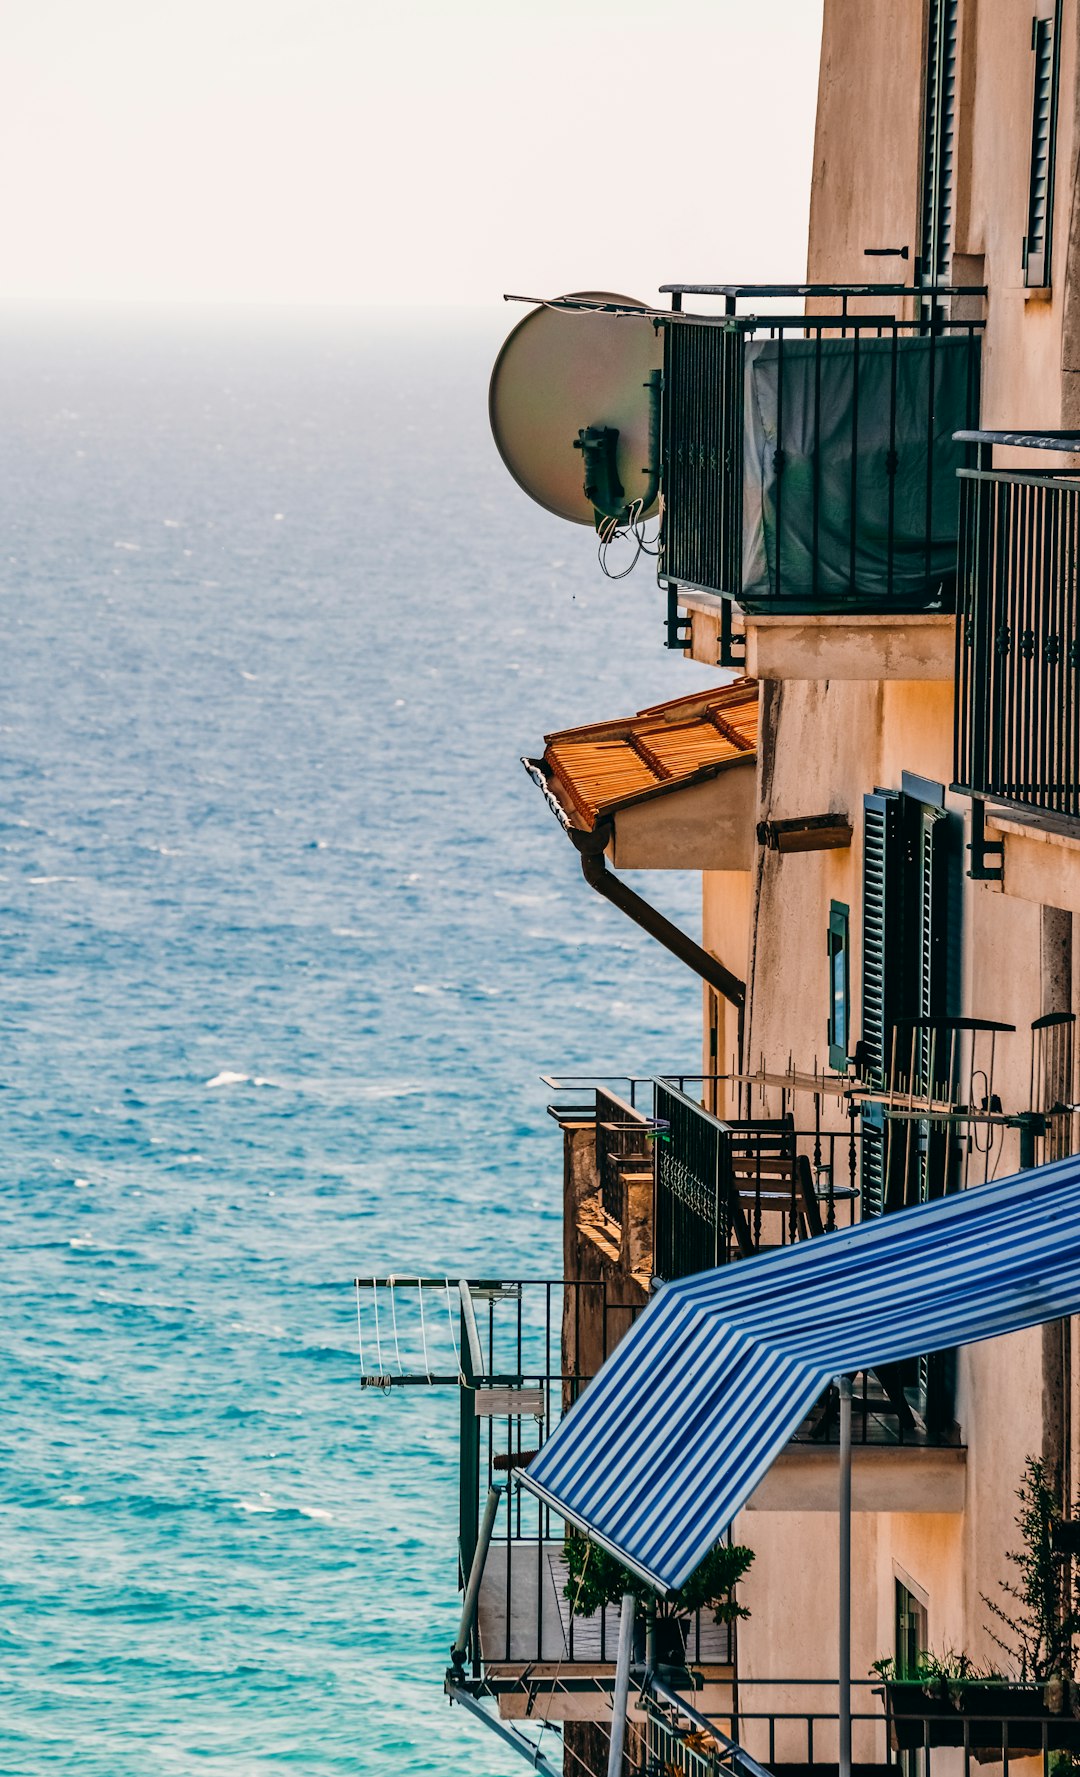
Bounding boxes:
743 614 956 683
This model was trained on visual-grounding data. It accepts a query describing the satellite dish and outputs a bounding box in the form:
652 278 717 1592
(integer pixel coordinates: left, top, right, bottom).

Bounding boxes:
489 293 663 528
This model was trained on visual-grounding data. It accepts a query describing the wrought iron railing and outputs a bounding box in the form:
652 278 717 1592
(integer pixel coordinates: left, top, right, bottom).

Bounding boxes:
646 1674 885 1777
595 1086 653 1224
954 429 1080 820
659 285 983 634
652 1080 860 1281
651 1082 956 1446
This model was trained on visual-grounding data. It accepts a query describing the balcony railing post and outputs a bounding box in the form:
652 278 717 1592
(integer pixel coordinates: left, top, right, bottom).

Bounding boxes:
839 1374 853 1777
607 1590 637 1777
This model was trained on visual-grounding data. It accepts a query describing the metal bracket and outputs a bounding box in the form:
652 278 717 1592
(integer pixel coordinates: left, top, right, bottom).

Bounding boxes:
719 597 746 670
664 582 692 651
967 796 1004 881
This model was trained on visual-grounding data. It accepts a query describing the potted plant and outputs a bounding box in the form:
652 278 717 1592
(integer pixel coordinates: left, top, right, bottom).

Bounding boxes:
562 1532 754 1673
877 1458 1080 1755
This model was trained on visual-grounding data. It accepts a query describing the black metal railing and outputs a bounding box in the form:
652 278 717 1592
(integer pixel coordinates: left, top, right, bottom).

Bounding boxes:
595 1086 653 1224
659 284 983 625
449 1277 732 1678
651 1082 956 1446
954 429 1080 819
652 1080 860 1282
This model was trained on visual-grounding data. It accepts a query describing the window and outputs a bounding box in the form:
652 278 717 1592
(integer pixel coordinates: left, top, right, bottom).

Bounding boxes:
828 903 850 1073
895 1577 928 1678
920 0 959 287
1024 2 1062 288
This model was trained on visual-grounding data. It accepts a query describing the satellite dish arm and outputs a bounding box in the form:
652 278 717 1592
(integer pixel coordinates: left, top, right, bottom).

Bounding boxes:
575 370 662 528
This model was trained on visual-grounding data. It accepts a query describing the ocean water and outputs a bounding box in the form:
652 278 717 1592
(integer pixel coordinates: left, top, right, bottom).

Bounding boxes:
0 307 715 1775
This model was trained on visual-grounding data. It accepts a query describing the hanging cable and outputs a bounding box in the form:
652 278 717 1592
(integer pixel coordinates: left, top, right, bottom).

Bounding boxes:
388 1276 405 1377
444 1277 464 1382
535 1537 595 1761
355 1279 366 1379
417 1277 432 1384
371 1277 383 1378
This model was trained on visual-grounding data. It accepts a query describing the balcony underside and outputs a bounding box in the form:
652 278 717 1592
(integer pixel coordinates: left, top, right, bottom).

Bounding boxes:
744 1442 966 1514
676 592 956 681
985 807 1080 909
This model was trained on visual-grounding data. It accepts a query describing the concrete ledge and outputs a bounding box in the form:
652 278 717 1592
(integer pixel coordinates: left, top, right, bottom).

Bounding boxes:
743 612 956 682
677 591 739 667
988 808 1080 912
744 1442 967 1513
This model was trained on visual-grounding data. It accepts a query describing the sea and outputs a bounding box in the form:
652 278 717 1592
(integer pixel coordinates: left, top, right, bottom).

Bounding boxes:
0 306 716 1775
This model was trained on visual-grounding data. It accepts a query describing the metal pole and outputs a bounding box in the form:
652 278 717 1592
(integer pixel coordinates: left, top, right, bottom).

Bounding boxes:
450 1478 505 1668
607 1590 637 1777
839 1375 853 1777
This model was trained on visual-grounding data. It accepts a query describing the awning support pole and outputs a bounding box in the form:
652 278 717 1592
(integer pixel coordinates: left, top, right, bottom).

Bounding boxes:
450 1479 506 1670
839 1374 853 1777
607 1590 637 1777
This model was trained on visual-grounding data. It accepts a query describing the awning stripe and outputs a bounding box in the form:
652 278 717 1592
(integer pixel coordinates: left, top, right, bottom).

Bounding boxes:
521 1155 1080 1592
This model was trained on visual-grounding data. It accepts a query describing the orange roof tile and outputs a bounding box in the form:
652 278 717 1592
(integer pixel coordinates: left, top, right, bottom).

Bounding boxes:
541 679 758 829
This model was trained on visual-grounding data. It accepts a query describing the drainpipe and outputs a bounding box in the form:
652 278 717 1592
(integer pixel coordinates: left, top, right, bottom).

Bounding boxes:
572 827 746 1060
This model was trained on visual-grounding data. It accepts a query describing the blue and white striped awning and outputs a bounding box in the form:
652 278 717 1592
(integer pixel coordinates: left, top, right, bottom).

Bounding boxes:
520 1156 1080 1594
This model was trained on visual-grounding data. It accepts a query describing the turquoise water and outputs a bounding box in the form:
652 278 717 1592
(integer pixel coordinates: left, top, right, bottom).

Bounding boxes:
0 309 712 1774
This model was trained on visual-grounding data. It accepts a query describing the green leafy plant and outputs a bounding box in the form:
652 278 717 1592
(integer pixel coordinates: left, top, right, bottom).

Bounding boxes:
871 1648 1003 1685
562 1533 754 1625
982 1456 1080 1682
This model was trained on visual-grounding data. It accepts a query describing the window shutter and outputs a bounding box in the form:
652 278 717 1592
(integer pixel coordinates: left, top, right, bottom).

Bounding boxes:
861 792 903 1220
920 0 959 287
861 791 952 1218
861 792 903 1087
1024 5 1061 288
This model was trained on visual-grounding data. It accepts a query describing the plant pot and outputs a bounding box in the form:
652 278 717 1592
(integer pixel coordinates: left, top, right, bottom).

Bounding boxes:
887 1680 1080 1757
653 1613 689 1668
885 1680 965 1751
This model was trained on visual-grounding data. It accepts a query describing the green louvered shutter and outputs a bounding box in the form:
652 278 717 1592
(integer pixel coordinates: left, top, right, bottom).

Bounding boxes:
861 792 951 1217
1024 5 1061 288
920 0 959 288
860 793 903 1216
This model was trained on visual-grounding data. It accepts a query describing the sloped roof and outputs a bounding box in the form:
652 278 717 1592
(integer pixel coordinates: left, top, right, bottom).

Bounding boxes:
541 679 758 831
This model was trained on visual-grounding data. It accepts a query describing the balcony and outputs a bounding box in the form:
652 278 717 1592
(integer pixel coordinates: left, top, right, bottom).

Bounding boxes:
643 1672 1080 1777
447 1278 735 1725
954 429 1080 846
657 283 983 674
548 1073 962 1457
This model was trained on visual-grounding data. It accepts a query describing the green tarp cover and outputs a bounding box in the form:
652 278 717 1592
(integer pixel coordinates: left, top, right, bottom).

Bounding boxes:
741 332 980 613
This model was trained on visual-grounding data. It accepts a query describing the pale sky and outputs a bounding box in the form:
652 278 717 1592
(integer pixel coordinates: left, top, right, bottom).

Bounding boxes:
0 0 824 309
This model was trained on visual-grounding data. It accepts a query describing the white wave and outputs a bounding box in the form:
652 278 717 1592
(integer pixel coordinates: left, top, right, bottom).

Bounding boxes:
298 1505 333 1523
113 540 141 551
73 1178 89 1189
59 1494 87 1506
237 1494 276 1515
162 518 181 529
205 1071 248 1088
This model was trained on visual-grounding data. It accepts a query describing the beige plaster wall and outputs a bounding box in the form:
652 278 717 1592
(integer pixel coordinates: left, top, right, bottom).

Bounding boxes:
736 668 1062 1687
703 869 752 1116
807 2 924 295
809 0 1079 424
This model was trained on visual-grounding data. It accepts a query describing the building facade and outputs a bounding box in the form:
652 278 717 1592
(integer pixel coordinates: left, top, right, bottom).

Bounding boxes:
362 5 1080 1773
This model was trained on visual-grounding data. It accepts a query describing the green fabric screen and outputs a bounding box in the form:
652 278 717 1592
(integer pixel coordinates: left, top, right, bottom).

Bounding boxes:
740 332 980 614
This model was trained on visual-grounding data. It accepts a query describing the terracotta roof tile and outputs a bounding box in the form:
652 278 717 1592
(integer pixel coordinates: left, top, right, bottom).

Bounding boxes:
542 678 758 829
